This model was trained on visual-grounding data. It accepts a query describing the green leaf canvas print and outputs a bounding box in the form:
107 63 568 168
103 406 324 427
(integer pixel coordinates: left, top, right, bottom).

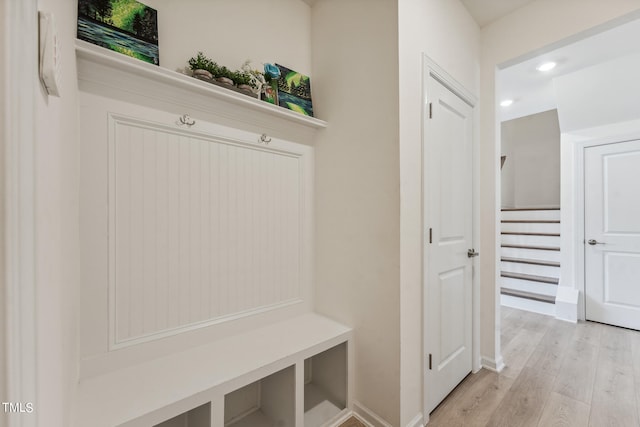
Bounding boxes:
275 64 313 117
78 0 159 65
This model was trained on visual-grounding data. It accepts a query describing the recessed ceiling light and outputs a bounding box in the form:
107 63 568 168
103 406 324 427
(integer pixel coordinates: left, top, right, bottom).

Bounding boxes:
500 99 513 107
537 62 556 72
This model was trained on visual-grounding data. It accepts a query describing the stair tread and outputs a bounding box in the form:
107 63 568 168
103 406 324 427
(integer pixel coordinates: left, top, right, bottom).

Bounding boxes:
501 220 560 223
501 271 559 284
501 257 560 267
501 207 560 211
501 232 560 237
501 244 560 251
501 287 556 304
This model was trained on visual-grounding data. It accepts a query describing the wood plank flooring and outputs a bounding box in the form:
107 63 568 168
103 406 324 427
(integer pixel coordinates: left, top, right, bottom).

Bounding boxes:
428 306 640 427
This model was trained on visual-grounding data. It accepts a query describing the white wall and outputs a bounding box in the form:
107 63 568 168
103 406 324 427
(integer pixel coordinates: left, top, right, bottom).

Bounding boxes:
398 0 479 423
555 53 640 133
311 0 401 425
145 0 312 76
501 109 561 208
33 0 81 426
480 0 640 368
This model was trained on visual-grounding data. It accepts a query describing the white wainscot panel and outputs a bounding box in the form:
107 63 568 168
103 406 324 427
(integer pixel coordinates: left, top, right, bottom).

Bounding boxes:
107 114 305 349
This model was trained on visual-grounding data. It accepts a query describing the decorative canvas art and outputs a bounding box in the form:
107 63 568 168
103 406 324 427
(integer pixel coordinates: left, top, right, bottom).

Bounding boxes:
275 64 313 117
78 0 159 65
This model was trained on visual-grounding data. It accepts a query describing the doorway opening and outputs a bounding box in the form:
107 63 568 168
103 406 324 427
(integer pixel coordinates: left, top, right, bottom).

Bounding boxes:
495 15 640 328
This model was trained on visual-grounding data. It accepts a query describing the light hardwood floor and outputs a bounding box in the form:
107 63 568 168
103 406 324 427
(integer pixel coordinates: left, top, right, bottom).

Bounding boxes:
428 306 640 427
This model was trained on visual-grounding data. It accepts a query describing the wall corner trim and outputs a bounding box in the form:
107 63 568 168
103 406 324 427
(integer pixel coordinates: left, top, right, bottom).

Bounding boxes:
352 400 393 427
481 355 505 373
406 413 425 427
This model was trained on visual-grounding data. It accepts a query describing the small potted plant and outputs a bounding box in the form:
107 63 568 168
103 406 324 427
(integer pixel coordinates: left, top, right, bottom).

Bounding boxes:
188 52 216 81
215 65 234 86
232 70 254 93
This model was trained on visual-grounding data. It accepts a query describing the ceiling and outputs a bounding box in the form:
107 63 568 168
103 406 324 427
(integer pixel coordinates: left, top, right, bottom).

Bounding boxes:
301 0 535 28
460 0 537 27
498 17 640 122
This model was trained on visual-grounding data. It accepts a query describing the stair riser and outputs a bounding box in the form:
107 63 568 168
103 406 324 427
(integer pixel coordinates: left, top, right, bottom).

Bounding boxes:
501 262 560 278
501 247 560 262
501 234 561 247
501 210 560 221
501 294 556 316
501 222 561 234
501 277 558 296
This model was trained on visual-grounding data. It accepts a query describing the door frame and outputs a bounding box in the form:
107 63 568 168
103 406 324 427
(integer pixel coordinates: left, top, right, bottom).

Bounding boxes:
3 1 39 426
422 54 480 420
562 124 640 321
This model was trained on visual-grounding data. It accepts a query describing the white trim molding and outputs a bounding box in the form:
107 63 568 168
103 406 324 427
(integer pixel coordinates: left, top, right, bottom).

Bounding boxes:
481 355 505 373
4 1 38 427
352 401 393 427
406 413 425 427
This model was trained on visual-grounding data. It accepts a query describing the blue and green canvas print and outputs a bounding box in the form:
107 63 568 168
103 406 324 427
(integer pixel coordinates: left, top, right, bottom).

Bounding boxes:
78 0 159 65
276 64 313 117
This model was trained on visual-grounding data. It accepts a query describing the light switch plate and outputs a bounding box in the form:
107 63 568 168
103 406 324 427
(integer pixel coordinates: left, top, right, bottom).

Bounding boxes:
39 11 61 97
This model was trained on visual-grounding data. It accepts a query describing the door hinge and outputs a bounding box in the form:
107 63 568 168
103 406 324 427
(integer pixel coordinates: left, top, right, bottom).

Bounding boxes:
429 102 433 119
429 228 432 244
429 354 432 370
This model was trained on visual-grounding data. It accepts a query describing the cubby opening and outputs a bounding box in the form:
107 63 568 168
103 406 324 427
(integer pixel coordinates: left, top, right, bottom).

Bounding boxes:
224 365 296 427
304 343 347 427
153 402 211 427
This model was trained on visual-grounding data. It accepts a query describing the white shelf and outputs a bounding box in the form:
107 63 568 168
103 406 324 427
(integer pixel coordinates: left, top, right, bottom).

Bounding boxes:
74 313 351 427
303 343 348 427
304 385 342 427
227 410 273 427
225 365 295 427
154 403 210 427
75 39 327 137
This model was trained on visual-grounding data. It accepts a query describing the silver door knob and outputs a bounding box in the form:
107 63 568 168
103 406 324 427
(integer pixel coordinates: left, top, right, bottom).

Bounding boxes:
587 239 605 245
468 249 479 258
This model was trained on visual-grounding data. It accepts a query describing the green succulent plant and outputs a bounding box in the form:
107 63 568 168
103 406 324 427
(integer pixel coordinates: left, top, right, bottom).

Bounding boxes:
187 52 219 76
232 70 253 87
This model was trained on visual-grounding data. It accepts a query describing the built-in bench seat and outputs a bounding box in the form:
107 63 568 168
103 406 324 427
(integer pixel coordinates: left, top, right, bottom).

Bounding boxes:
74 313 352 427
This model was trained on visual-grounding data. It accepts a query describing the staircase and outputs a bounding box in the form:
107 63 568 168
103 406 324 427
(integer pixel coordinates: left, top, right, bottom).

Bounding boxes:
500 208 560 316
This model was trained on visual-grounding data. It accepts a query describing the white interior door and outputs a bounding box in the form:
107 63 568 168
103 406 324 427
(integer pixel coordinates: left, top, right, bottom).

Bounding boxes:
424 74 474 414
585 139 640 331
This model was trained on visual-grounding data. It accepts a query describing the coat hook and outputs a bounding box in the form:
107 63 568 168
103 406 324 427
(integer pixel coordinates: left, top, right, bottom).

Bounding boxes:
178 114 196 127
260 133 272 144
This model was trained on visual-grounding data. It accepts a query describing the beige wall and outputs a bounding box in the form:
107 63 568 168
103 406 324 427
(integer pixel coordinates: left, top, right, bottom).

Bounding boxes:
311 0 401 424
145 0 312 76
398 0 479 423
501 109 561 208
480 0 640 368
34 0 81 426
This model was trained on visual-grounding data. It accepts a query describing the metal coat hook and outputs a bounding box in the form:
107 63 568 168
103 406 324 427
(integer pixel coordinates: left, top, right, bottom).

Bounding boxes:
178 114 196 127
259 133 272 144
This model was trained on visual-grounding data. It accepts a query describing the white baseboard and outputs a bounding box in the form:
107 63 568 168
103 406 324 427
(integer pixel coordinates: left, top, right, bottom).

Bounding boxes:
406 412 424 427
352 401 393 427
326 410 358 427
481 355 505 372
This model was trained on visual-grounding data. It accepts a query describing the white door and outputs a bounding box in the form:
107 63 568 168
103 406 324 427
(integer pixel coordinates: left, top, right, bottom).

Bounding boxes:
585 139 640 331
424 74 474 414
